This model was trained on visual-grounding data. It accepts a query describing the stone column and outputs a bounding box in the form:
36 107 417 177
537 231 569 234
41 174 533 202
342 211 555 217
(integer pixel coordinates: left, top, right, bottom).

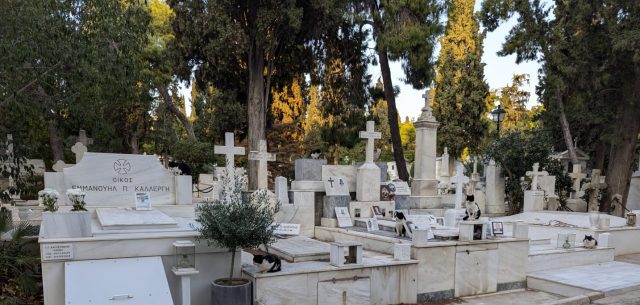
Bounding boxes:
485 160 505 215
411 92 439 196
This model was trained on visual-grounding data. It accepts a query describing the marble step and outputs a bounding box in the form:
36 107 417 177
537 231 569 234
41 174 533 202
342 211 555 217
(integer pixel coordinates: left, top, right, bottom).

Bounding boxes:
529 238 551 246
527 261 640 297
528 244 614 273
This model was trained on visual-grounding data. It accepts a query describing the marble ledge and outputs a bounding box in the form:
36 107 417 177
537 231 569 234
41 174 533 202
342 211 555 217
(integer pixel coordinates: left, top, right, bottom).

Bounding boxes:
315 226 528 248
243 256 418 279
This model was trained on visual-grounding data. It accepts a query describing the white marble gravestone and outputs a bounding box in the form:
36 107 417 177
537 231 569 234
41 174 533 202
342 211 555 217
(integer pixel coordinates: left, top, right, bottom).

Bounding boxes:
51 153 184 206
324 176 350 196
274 176 289 204
248 139 275 190
356 121 381 201
214 132 245 183
412 90 440 196
96 208 177 230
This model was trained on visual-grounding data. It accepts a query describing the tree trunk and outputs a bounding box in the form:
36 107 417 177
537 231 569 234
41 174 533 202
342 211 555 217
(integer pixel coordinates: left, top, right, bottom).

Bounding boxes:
229 248 236 280
47 120 64 162
556 90 579 165
371 3 409 182
158 86 196 139
247 6 266 191
602 66 640 216
593 140 608 172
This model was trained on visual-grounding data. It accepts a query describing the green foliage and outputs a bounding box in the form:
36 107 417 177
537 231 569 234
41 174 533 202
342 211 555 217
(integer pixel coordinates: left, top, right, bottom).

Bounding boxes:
194 172 279 280
0 208 42 304
433 0 489 158
399 117 416 163
484 129 554 214
169 138 217 183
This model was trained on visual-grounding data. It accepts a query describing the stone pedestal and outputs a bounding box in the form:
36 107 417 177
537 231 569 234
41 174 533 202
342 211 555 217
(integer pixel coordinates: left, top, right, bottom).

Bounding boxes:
393 243 411 261
412 229 430 246
394 195 411 210
485 161 505 215
175 175 193 205
444 209 465 228
295 159 327 181
330 241 363 267
411 179 439 196
410 196 442 209
275 176 289 204
512 221 529 239
523 190 545 212
356 163 381 202
566 198 588 212
459 221 487 241
323 195 351 218
626 172 640 211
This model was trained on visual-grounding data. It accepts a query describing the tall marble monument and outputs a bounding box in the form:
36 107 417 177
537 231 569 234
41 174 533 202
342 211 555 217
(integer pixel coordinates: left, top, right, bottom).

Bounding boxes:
410 90 442 208
356 121 381 201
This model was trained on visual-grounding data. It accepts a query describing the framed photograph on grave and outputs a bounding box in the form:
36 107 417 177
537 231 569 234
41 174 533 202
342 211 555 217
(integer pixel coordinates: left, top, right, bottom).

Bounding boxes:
335 207 353 227
366 218 379 231
435 217 445 227
371 206 383 218
354 208 361 218
135 192 151 210
491 221 504 235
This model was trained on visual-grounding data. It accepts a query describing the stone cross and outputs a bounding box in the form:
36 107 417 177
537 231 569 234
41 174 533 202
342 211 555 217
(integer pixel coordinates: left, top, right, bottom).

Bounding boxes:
214 132 245 181
471 157 480 181
452 164 470 209
52 160 69 172
587 169 607 211
359 121 381 163
77 129 94 146
526 163 549 191
419 89 436 121
71 142 87 163
248 139 276 190
568 164 586 197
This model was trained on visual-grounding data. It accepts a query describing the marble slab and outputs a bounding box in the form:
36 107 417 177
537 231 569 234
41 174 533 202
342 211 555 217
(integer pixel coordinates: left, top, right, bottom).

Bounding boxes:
494 211 628 228
96 208 177 230
322 165 357 192
528 261 640 295
269 236 331 262
295 159 327 181
318 278 371 305
61 153 178 206
454 249 498 297
324 176 350 196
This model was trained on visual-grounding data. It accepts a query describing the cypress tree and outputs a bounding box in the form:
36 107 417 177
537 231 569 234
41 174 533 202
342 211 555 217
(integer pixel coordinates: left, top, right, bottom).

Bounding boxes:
432 0 489 158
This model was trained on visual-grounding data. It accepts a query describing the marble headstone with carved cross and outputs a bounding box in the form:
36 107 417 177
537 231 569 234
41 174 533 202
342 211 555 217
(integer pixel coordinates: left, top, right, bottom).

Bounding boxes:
248 139 276 190
356 121 381 202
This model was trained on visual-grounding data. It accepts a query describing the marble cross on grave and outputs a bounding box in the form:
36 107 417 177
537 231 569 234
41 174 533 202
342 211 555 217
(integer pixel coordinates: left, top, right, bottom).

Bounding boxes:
452 164 470 209
248 139 276 190
526 163 549 191
569 164 586 198
359 121 381 164
77 129 94 146
587 169 607 211
214 132 245 182
471 157 481 184
419 89 436 121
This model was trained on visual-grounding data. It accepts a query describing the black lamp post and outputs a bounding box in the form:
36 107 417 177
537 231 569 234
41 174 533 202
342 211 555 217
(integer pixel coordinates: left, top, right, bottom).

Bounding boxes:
491 105 506 137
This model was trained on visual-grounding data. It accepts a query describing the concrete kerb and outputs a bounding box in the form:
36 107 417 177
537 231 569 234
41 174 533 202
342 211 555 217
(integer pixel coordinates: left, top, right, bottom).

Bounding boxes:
543 292 605 305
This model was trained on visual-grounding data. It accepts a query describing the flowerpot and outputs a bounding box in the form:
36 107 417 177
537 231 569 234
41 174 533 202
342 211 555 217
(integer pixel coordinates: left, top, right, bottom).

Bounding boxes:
41 211 92 239
210 278 252 305
589 211 600 229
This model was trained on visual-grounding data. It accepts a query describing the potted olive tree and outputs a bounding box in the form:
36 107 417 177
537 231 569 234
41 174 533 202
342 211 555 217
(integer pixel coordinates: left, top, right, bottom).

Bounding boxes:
194 170 279 305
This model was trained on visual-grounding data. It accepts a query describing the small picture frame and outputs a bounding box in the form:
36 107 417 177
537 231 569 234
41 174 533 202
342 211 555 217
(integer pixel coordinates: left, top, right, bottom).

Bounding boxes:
371 206 383 218
354 208 361 218
366 218 379 231
135 192 151 210
491 221 504 235
435 217 445 227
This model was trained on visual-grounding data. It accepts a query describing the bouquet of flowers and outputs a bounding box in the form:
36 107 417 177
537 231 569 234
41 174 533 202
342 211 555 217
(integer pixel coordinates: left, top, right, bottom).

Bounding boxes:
66 188 87 211
38 188 60 212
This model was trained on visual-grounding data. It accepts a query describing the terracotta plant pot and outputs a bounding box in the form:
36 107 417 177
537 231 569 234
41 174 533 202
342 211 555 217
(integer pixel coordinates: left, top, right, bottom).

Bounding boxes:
210 278 252 305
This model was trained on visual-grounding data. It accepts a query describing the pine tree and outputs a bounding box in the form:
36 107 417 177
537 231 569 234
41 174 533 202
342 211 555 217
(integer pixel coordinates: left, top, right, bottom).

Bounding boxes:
432 0 489 159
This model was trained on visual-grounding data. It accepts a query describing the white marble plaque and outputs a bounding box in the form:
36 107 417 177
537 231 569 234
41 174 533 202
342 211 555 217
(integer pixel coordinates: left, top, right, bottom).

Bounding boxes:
389 181 411 195
273 223 301 235
365 218 379 231
335 207 353 227
42 243 74 261
324 176 350 196
63 153 177 206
